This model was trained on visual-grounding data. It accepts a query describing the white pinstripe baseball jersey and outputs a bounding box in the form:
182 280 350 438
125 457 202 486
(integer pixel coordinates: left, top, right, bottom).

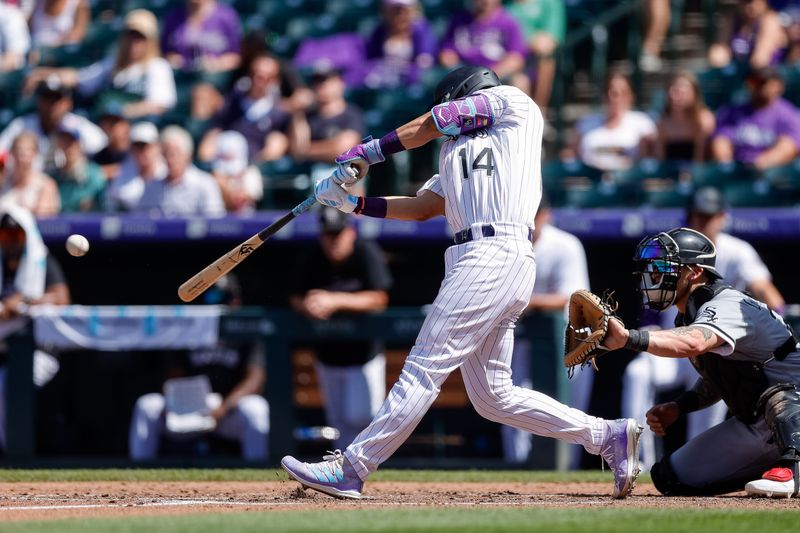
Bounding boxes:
419 85 543 232
342 84 611 481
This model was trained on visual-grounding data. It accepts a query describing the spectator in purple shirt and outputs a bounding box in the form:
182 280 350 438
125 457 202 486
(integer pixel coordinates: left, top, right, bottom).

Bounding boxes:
161 0 242 74
362 0 438 88
197 54 290 164
439 0 530 94
711 66 800 170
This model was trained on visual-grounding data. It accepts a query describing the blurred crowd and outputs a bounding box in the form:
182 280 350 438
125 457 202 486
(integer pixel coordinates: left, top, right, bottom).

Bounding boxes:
1 0 797 217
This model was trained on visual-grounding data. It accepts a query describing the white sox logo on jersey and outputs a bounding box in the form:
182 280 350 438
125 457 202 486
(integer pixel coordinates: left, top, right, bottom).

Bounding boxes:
697 307 718 323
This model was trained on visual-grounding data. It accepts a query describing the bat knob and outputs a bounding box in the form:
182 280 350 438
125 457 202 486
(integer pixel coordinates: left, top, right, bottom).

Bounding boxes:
350 159 368 179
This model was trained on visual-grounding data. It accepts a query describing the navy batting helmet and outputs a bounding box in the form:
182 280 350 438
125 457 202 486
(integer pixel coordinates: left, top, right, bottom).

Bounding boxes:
432 66 500 108
633 227 720 311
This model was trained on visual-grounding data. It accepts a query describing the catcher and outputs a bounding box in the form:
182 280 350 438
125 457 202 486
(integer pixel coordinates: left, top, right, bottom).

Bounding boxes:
567 227 800 497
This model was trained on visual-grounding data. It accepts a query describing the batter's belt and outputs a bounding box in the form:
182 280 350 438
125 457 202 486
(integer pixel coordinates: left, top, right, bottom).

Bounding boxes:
454 223 533 244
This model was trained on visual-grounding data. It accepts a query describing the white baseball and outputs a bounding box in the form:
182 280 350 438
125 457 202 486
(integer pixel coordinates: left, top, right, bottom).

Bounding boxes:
66 234 90 257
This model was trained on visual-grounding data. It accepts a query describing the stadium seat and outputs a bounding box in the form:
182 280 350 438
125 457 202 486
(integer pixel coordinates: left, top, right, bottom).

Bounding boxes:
421 0 466 21
541 159 604 191
696 64 747 111
781 63 800 108
346 87 378 110
688 161 755 188
259 158 314 208
185 118 213 145
640 184 693 208
722 180 799 207
762 161 800 189
609 159 682 186
0 69 25 112
121 0 170 18
561 181 639 208
373 86 429 127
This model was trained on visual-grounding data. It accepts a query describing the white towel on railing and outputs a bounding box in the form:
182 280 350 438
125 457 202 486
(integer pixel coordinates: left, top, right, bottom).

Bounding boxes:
28 305 223 350
0 203 48 300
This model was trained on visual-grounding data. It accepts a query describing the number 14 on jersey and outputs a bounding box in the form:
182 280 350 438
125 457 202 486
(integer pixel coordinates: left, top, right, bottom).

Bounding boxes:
459 147 495 180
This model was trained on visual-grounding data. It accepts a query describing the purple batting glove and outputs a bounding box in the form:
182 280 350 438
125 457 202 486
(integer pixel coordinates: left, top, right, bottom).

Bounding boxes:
335 138 385 166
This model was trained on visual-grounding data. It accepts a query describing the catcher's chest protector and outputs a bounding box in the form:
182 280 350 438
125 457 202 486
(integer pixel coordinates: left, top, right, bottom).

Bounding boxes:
679 282 771 424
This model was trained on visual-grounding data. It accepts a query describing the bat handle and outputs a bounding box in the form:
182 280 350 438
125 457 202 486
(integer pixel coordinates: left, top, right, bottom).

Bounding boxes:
291 194 317 217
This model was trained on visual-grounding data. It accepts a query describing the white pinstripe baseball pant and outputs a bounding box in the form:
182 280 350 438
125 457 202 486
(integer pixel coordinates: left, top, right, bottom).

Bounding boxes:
344 231 608 480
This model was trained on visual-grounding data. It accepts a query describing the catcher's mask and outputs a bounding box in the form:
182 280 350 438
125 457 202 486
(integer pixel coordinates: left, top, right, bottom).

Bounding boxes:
633 227 720 311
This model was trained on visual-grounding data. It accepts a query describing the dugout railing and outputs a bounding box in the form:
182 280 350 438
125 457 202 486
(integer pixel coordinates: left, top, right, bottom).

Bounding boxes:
3 307 568 469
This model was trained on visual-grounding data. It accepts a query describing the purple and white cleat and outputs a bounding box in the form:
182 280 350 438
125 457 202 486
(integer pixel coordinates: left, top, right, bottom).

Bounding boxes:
281 450 364 499
600 418 644 499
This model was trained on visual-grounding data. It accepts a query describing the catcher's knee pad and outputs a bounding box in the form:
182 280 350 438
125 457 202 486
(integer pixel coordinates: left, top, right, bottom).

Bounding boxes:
758 383 800 461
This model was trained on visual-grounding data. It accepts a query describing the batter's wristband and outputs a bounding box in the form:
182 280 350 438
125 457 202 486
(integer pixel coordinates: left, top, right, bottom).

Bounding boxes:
379 130 405 155
624 329 650 352
353 196 388 218
673 391 700 415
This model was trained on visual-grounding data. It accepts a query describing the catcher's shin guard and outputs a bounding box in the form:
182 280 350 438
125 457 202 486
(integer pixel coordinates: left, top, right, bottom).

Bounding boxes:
757 383 800 496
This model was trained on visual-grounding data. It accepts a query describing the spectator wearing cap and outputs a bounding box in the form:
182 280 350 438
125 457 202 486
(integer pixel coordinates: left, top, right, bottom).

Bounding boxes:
289 207 392 448
135 125 224 217
198 54 290 164
105 121 166 213
0 1 30 71
0 76 107 169
50 126 105 212
91 102 132 181
439 0 530 95
288 66 364 165
211 130 263 214
362 0 437 88
686 186 785 311
710 66 800 170
28 0 90 50
162 0 242 74
24 9 177 120
0 131 60 217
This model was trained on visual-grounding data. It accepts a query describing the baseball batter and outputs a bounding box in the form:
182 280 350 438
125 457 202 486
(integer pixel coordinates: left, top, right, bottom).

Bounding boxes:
281 66 642 500
602 227 800 497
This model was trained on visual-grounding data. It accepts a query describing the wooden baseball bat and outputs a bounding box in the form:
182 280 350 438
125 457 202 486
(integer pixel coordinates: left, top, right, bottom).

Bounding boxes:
177 162 366 303
177 194 317 303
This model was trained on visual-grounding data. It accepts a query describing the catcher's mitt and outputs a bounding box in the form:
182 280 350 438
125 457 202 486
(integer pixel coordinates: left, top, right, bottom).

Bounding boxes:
564 289 618 375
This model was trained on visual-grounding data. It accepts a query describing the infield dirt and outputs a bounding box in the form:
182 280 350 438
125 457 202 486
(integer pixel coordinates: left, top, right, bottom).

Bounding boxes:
1 480 799 521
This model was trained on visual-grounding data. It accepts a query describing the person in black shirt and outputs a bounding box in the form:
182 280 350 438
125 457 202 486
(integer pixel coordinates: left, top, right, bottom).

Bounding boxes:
197 54 290 164
91 100 133 180
0 205 71 451
289 65 365 166
289 207 392 448
129 275 269 461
